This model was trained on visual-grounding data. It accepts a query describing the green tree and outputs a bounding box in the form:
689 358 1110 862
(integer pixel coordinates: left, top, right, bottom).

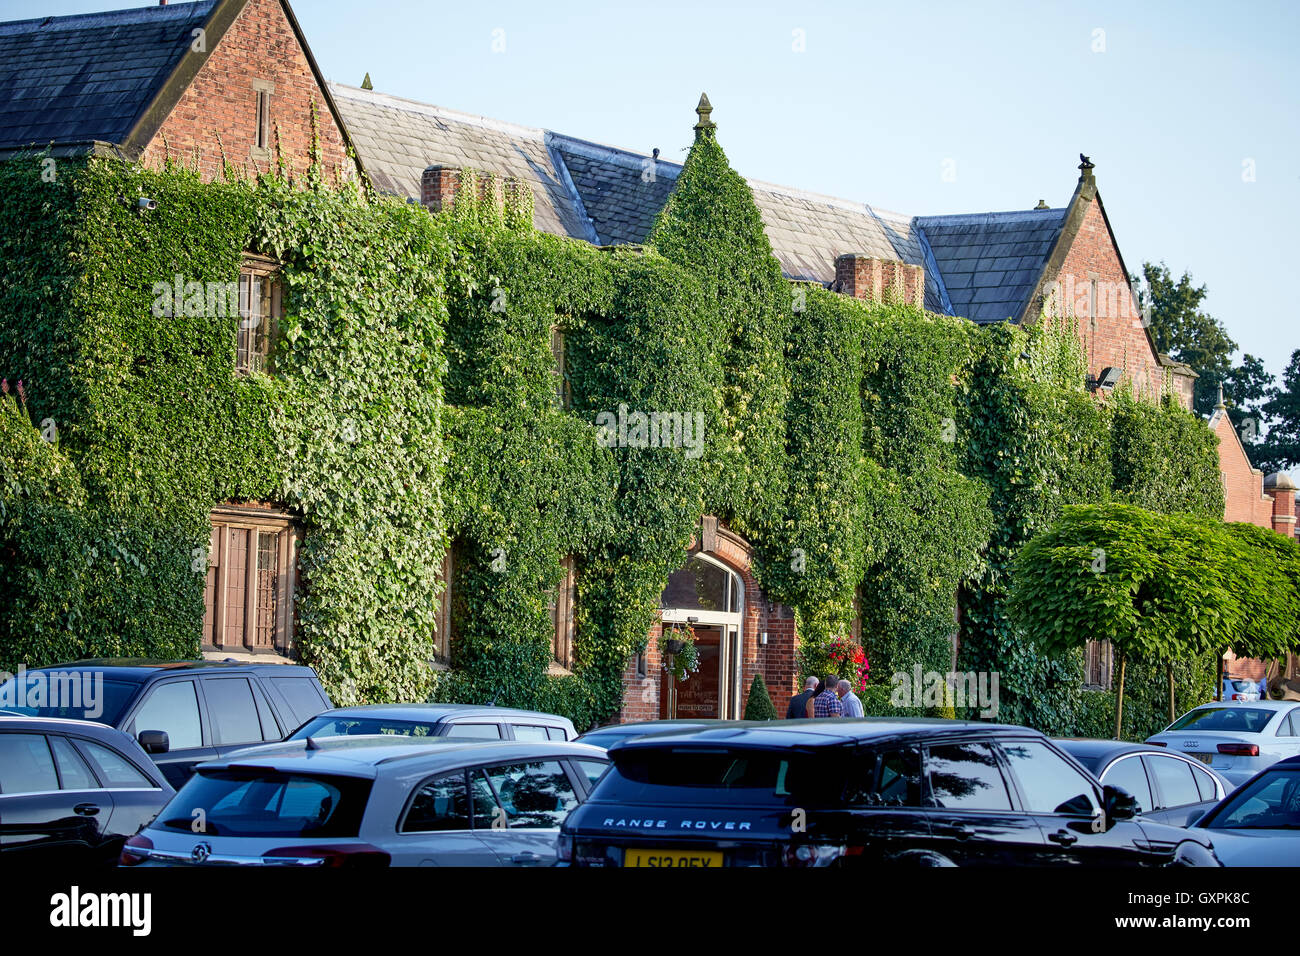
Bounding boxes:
744 672 778 720
1260 349 1300 474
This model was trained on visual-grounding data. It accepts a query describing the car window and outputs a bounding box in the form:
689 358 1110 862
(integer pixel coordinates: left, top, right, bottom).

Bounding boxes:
546 727 567 741
1167 707 1274 734
575 759 609 791
512 725 550 742
925 742 1012 810
49 735 98 790
159 770 370 838
0 674 139 725
447 723 501 740
1204 770 1300 829
205 678 264 747
289 716 439 740
79 740 155 788
1001 739 1099 816
469 770 502 828
0 733 59 794
270 677 328 727
1276 710 1299 737
1147 755 1201 809
1190 764 1219 802
250 681 282 741
1102 756 1151 813
845 747 924 807
129 680 202 749
480 761 579 829
402 772 472 832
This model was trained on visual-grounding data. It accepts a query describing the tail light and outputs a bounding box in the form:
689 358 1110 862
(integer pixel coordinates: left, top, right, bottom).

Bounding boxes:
557 833 573 863
119 834 153 866
261 843 391 867
1216 743 1259 757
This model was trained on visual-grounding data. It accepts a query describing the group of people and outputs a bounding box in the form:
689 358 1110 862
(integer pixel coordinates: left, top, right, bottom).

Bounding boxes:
785 674 864 719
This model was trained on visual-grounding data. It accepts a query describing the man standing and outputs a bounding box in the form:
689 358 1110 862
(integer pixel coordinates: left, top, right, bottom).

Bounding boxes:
837 679 864 718
786 676 819 719
813 674 844 718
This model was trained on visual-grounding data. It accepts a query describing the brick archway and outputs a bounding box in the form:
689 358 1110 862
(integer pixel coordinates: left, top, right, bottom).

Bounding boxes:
616 516 798 725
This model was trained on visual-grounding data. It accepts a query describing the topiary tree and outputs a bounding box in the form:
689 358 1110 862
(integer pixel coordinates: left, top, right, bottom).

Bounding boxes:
744 672 777 720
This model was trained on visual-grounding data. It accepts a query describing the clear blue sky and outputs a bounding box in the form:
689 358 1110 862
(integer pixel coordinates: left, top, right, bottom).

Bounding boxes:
6 0 1298 379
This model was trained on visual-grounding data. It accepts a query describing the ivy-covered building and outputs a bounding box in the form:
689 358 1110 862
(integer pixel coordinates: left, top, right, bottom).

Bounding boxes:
0 0 1239 737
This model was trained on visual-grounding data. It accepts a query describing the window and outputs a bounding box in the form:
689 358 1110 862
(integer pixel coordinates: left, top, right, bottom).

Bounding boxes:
1084 639 1112 690
402 772 472 832
575 759 609 791
1276 710 1300 736
925 742 1012 811
204 678 265 747
129 681 202 750
512 725 550 742
236 255 280 376
158 770 370 838
434 546 454 662
204 507 299 655
1102 756 1151 814
78 741 154 789
549 555 577 670
1190 764 1219 802
1167 707 1275 734
271 677 327 728
844 747 925 808
545 726 567 741
251 80 274 157
660 555 741 614
550 325 569 409
447 723 501 740
0 734 58 794
1147 755 1200 809
49 736 98 790
1001 739 1099 817
480 761 579 829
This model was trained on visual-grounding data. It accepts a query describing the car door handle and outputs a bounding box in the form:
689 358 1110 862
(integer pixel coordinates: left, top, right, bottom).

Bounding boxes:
933 823 973 839
73 803 100 816
1048 829 1078 846
511 852 542 864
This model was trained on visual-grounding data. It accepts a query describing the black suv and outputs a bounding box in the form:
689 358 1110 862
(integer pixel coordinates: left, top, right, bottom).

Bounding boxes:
0 660 332 788
560 719 1222 867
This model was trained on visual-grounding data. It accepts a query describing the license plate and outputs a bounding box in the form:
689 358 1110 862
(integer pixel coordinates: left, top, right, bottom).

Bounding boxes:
624 848 723 868
1188 752 1214 765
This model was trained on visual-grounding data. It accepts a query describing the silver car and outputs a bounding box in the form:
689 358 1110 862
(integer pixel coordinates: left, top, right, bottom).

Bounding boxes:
1146 701 1300 786
120 736 609 867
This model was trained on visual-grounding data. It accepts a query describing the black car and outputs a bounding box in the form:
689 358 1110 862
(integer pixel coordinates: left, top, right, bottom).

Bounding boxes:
560 719 1222 866
1055 739 1233 827
0 660 333 788
0 716 174 867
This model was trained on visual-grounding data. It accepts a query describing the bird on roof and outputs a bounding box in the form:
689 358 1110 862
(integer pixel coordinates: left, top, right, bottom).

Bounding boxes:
653 148 660 160
1079 153 1094 168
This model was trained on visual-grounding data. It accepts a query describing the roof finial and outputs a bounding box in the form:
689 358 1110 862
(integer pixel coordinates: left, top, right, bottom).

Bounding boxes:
1216 383 1227 410
361 72 373 90
694 93 715 138
1034 199 1049 210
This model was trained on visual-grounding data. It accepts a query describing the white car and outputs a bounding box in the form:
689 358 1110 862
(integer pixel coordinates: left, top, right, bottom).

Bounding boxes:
120 736 609 867
1146 701 1300 785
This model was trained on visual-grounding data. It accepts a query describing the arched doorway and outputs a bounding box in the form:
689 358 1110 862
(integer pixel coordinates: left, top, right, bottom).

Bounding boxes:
658 553 744 719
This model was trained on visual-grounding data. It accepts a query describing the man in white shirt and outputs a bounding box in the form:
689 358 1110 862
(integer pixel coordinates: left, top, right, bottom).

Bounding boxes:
836 679 864 718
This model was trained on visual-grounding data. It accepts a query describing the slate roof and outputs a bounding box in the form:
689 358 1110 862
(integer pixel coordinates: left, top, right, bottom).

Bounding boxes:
911 209 1068 323
0 1 214 151
329 84 597 242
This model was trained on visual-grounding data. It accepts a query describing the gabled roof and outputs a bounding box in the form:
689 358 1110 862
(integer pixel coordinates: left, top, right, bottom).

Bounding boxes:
0 1 216 151
0 0 363 175
912 208 1067 323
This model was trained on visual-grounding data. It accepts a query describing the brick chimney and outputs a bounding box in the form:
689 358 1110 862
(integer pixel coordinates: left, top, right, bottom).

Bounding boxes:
1265 472 1297 539
421 165 460 212
834 254 925 307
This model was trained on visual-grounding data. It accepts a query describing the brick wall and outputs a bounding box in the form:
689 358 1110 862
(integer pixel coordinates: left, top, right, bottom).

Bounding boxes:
1214 411 1275 528
140 0 354 182
1049 201 1161 395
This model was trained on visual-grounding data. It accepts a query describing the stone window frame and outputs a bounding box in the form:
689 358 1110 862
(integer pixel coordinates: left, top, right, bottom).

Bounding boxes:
251 79 275 162
237 253 280 376
203 504 301 657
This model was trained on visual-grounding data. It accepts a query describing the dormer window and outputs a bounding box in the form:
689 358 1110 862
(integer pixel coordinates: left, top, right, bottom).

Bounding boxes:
237 254 280 375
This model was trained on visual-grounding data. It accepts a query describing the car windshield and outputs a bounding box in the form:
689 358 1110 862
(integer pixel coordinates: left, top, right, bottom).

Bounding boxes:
1202 770 1300 830
159 769 373 837
289 716 439 740
597 749 832 806
1167 707 1275 734
0 674 139 725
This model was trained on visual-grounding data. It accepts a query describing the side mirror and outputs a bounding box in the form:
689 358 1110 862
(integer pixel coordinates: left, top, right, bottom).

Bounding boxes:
1104 784 1137 824
137 730 170 755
